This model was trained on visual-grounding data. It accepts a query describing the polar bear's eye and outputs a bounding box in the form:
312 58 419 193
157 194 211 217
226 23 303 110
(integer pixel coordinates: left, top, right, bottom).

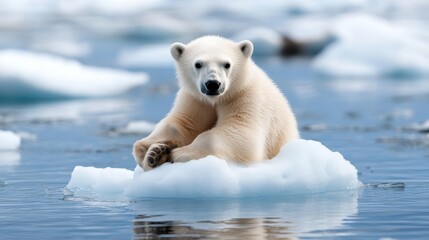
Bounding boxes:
224 63 231 69
195 62 202 69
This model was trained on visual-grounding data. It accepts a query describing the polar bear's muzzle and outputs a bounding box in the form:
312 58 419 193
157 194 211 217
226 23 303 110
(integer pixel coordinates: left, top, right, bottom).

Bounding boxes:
201 80 224 96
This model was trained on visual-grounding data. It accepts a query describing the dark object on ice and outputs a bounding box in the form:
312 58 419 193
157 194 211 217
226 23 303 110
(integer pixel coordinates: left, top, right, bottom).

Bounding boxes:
280 34 336 57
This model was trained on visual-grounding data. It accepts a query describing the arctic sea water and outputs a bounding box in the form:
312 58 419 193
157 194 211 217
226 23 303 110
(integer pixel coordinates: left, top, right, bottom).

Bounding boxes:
1 1 429 238
1 59 429 239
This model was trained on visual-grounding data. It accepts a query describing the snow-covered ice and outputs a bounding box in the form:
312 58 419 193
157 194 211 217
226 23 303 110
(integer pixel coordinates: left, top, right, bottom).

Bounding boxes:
66 139 361 199
31 39 91 58
0 49 148 99
313 13 429 78
0 130 21 150
117 44 173 67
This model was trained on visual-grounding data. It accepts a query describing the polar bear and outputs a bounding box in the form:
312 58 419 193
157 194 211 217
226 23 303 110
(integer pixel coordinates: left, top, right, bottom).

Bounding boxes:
133 36 299 171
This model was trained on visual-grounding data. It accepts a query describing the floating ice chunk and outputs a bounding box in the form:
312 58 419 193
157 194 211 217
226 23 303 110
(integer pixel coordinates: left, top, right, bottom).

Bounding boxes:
313 13 429 77
233 28 283 56
0 49 148 99
66 139 361 199
282 16 331 41
16 131 37 141
117 44 173 67
67 166 133 194
0 130 21 150
31 39 91 58
57 0 163 15
119 121 156 134
406 120 429 133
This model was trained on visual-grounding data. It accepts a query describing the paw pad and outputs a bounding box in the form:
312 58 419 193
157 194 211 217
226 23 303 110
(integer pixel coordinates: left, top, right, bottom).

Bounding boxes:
145 141 177 168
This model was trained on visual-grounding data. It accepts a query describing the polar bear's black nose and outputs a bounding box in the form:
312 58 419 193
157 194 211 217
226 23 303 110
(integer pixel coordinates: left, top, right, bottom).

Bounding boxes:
205 80 221 92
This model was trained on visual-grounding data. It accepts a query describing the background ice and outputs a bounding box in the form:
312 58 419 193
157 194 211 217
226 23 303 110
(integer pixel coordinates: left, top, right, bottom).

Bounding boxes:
117 44 173 67
66 139 361 199
232 28 283 56
0 130 21 150
313 13 429 78
0 50 148 99
118 121 156 135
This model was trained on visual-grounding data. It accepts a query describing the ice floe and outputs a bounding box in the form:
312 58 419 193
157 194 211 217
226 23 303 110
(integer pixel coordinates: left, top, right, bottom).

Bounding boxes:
313 13 429 77
118 121 156 135
31 39 91 58
0 130 21 150
405 120 429 133
0 130 21 167
16 131 37 141
66 139 361 199
117 44 173 67
0 49 148 99
233 28 283 56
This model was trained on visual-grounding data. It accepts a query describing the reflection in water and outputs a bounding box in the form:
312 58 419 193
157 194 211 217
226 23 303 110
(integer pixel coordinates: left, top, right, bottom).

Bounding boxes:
0 151 21 167
131 191 358 239
133 216 296 240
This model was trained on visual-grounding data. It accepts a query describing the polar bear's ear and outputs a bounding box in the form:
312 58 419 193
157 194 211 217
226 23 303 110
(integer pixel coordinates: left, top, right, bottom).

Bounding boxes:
170 42 186 61
238 40 254 58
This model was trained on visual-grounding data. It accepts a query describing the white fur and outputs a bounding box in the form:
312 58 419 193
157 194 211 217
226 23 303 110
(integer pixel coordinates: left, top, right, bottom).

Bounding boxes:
134 36 299 171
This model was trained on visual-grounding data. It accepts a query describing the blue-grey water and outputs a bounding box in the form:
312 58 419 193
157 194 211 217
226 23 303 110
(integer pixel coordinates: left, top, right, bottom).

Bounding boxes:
1 58 428 239
1 1 429 237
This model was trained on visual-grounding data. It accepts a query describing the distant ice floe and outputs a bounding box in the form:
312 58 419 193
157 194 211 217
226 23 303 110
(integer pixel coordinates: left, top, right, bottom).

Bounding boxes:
0 130 21 167
0 49 148 99
118 121 156 134
117 44 173 67
104 120 156 136
233 28 283 56
16 131 38 141
0 130 21 150
31 39 91 58
56 0 163 15
66 139 361 199
313 13 429 78
405 120 429 133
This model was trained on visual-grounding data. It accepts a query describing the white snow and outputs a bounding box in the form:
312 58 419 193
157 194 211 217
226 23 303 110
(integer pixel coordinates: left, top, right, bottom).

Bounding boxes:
0 130 21 150
117 44 173 67
66 139 361 199
0 49 148 99
313 13 429 77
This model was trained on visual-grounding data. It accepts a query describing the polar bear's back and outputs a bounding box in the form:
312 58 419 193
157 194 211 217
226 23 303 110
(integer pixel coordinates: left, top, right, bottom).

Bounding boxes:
251 62 299 159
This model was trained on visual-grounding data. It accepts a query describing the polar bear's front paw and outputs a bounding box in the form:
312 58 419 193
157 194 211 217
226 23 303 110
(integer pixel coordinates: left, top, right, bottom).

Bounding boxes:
133 140 150 168
142 141 177 171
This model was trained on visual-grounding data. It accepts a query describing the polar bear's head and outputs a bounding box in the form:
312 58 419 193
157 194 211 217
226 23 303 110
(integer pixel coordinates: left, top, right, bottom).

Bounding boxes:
170 36 253 102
